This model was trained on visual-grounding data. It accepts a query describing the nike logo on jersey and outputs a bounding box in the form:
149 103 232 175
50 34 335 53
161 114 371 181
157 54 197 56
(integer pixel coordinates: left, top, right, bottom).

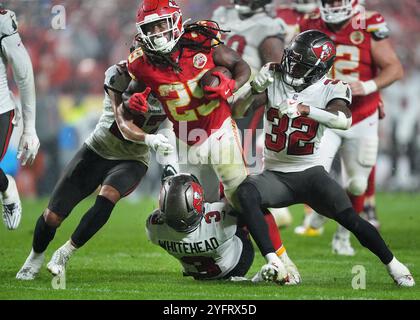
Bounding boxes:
225 89 231 96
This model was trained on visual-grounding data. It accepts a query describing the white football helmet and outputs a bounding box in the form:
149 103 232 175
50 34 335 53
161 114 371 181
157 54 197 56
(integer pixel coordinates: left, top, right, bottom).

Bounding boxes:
318 0 359 24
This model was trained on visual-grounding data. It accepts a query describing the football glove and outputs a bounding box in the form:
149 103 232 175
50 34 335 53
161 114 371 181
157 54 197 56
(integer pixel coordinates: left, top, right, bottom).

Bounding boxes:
17 130 40 166
127 87 152 115
145 134 174 156
203 71 236 100
278 99 301 119
251 63 274 94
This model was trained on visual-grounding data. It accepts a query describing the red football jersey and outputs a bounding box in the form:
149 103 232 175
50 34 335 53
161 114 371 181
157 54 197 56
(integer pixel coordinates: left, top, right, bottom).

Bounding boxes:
276 6 306 26
300 11 389 125
127 22 231 146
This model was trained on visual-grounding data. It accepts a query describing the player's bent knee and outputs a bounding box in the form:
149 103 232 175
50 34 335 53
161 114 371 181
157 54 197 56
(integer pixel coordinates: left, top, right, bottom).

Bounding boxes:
236 182 261 206
99 185 121 204
347 176 368 196
43 209 64 228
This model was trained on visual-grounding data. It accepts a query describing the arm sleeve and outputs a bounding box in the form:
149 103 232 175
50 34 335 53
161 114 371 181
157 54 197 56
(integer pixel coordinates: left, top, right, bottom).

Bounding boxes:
2 33 36 133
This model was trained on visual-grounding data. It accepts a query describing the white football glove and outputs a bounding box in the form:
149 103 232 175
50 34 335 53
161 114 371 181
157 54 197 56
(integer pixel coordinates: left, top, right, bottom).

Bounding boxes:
278 99 301 119
251 63 274 93
17 131 40 166
145 134 174 156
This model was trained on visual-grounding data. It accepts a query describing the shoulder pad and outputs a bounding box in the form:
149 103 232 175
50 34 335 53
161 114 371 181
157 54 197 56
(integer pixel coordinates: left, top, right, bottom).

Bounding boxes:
127 47 145 80
104 63 131 94
365 12 389 40
0 10 18 37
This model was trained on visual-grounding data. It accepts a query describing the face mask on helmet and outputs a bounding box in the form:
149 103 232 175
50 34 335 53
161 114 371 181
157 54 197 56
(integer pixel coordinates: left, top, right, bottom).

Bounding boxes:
136 1 184 53
159 174 204 233
292 0 317 13
318 0 358 24
232 0 271 15
281 31 336 90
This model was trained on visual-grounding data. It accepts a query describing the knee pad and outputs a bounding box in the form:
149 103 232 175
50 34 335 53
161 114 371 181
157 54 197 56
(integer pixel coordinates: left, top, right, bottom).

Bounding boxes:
358 137 378 167
347 176 368 196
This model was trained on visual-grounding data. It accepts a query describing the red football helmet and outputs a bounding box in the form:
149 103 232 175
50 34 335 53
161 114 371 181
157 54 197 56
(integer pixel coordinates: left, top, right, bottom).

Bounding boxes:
318 0 359 24
136 0 184 53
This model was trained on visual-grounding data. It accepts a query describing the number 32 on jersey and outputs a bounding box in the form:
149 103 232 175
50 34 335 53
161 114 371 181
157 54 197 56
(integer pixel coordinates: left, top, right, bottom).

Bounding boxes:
265 108 319 156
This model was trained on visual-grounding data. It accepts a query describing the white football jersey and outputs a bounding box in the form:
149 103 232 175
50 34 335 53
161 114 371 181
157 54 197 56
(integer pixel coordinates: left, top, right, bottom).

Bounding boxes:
212 6 286 72
146 202 243 280
85 64 167 165
264 73 352 173
0 10 35 116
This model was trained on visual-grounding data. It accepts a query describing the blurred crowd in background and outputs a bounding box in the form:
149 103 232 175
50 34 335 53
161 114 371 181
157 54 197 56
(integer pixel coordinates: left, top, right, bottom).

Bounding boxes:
1 0 419 198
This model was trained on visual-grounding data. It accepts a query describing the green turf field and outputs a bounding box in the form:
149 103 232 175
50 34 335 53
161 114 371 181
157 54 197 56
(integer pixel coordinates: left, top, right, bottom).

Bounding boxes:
0 193 419 300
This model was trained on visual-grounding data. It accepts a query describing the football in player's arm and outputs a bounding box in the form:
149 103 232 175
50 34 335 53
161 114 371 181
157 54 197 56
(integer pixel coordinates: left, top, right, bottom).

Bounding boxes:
0 8 39 230
16 62 169 280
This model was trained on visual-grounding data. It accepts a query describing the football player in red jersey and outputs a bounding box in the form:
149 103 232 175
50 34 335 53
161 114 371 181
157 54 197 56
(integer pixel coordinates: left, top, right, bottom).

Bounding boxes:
122 0 252 208
277 0 317 43
297 0 404 255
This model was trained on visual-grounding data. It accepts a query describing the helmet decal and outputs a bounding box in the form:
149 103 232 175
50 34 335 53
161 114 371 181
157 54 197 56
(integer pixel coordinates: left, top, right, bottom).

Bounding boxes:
313 42 336 62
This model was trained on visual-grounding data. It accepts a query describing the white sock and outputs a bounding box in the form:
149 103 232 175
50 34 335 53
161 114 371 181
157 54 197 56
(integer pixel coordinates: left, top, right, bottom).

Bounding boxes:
28 249 44 261
61 240 77 255
386 257 399 271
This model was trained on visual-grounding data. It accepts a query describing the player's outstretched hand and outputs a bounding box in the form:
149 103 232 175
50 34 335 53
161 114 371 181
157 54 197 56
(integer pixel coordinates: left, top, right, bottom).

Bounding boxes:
251 63 274 93
204 71 236 100
145 134 174 156
127 87 152 115
17 131 40 166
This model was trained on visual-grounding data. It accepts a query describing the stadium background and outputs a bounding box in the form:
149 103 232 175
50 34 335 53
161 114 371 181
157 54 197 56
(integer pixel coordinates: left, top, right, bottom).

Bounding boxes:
0 0 419 301
1 0 419 198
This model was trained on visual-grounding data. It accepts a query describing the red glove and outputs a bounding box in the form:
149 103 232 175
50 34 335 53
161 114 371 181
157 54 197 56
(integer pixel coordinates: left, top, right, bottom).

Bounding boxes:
204 71 236 101
127 87 152 115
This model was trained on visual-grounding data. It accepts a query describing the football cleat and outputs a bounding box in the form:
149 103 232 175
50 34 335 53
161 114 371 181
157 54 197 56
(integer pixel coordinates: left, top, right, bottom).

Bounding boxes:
387 258 415 287
1 175 22 230
332 230 355 256
16 250 45 281
294 226 324 237
47 246 73 276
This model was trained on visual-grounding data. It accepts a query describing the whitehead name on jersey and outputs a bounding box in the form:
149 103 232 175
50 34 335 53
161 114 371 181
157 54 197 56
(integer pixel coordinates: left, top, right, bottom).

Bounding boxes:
212 6 286 72
264 73 352 173
85 64 166 165
146 202 242 280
